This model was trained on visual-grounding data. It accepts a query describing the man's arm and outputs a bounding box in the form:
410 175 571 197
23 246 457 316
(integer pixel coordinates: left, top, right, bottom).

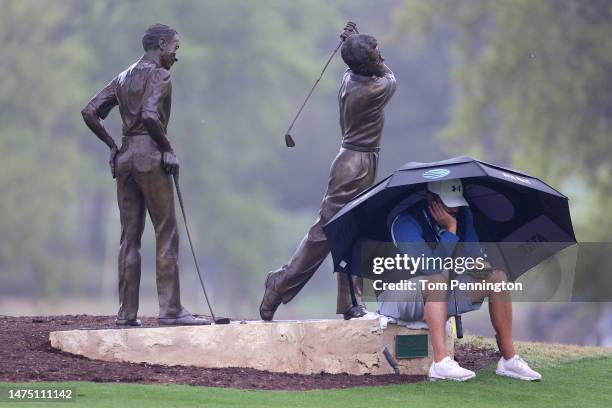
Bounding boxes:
392 213 459 272
338 69 352 136
365 63 396 110
142 68 173 153
142 68 178 174
375 63 397 99
379 63 394 78
82 78 118 150
81 78 119 177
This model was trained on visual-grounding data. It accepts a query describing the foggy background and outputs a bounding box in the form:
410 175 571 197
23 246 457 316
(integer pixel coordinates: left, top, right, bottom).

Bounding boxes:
1 0 611 345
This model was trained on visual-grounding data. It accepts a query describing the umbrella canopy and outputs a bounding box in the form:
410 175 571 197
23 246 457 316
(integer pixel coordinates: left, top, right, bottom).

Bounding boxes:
323 156 576 281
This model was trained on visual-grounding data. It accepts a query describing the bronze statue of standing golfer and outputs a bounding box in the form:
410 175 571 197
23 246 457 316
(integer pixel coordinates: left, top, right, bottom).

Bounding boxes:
81 24 209 326
260 23 397 320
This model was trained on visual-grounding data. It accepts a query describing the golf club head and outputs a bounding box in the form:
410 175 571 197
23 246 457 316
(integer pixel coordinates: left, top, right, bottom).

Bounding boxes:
214 317 231 325
285 133 295 148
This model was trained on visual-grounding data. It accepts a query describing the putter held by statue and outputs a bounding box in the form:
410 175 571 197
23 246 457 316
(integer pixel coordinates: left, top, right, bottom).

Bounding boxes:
260 22 397 321
81 24 210 327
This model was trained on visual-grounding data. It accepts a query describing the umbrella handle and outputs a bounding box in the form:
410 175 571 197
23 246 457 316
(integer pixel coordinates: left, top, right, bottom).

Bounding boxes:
455 315 463 339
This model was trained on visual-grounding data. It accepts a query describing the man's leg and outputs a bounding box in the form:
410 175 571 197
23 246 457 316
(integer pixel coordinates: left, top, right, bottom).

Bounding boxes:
467 269 541 380
467 269 516 359
421 274 450 362
420 274 476 381
134 145 189 319
261 149 375 320
488 272 516 359
137 155 186 320
271 234 330 304
136 151 210 325
336 273 366 317
116 168 146 323
260 232 330 321
333 150 378 315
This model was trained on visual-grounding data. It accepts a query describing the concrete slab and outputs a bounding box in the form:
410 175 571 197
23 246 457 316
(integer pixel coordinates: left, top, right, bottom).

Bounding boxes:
50 318 454 375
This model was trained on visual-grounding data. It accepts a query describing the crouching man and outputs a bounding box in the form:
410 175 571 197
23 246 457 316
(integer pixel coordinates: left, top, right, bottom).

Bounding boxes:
378 179 541 381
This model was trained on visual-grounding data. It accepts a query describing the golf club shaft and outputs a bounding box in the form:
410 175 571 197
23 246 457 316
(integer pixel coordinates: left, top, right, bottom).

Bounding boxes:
284 39 343 142
452 269 463 338
455 314 463 339
383 347 400 375
172 172 217 322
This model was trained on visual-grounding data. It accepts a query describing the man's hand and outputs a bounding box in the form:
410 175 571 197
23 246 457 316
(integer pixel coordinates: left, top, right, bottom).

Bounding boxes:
429 201 457 234
162 151 179 175
109 145 119 179
340 21 359 40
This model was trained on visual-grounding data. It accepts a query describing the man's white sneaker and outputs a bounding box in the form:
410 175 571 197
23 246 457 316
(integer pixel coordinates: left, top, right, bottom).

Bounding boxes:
496 355 542 381
428 357 476 381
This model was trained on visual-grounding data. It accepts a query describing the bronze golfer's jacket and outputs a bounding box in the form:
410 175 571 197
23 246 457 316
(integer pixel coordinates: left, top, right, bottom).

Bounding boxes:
270 65 397 314
84 55 187 321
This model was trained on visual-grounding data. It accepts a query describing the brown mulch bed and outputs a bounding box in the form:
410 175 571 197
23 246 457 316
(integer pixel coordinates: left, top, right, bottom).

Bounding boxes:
0 315 499 390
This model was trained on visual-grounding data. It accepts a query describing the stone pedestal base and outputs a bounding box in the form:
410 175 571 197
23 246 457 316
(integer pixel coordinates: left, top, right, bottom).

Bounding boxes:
50 319 454 375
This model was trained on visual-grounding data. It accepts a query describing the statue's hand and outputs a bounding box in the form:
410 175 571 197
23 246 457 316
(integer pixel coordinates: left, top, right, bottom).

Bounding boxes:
109 145 119 179
162 151 179 175
340 21 359 40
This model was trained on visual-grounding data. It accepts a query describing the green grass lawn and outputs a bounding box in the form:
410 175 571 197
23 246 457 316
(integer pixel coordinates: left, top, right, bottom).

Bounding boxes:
1 357 611 408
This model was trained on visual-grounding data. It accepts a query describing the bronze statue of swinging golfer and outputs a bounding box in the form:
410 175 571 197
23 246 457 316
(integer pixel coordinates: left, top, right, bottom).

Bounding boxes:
81 24 209 326
260 23 397 320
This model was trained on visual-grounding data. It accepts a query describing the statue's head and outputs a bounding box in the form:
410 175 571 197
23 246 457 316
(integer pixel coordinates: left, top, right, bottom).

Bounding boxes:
341 34 384 77
142 24 180 70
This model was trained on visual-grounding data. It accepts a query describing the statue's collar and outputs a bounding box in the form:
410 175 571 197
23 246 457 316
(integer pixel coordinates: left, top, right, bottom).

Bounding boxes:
349 70 377 82
140 54 161 68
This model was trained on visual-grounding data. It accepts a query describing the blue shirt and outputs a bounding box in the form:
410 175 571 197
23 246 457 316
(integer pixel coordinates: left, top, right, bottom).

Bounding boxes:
391 203 480 273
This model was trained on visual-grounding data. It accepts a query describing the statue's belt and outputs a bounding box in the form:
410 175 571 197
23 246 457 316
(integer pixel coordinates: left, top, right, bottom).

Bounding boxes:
341 142 380 152
122 134 158 146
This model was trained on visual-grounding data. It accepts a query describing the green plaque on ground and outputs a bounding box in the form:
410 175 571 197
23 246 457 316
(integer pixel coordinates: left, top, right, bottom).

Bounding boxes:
395 334 428 359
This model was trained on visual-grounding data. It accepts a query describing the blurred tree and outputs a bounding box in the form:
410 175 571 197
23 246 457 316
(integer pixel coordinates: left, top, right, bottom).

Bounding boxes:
398 0 612 345
398 0 612 240
0 0 90 293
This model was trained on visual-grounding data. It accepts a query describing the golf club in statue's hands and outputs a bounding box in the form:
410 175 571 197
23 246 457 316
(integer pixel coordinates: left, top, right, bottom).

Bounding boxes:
284 21 358 148
173 171 230 325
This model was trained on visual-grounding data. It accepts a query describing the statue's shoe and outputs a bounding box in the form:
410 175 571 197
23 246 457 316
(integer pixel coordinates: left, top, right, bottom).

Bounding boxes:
343 305 368 320
158 315 212 326
115 318 142 327
260 272 282 321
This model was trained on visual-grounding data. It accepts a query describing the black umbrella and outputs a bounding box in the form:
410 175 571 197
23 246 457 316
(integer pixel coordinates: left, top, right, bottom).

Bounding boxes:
323 156 576 335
